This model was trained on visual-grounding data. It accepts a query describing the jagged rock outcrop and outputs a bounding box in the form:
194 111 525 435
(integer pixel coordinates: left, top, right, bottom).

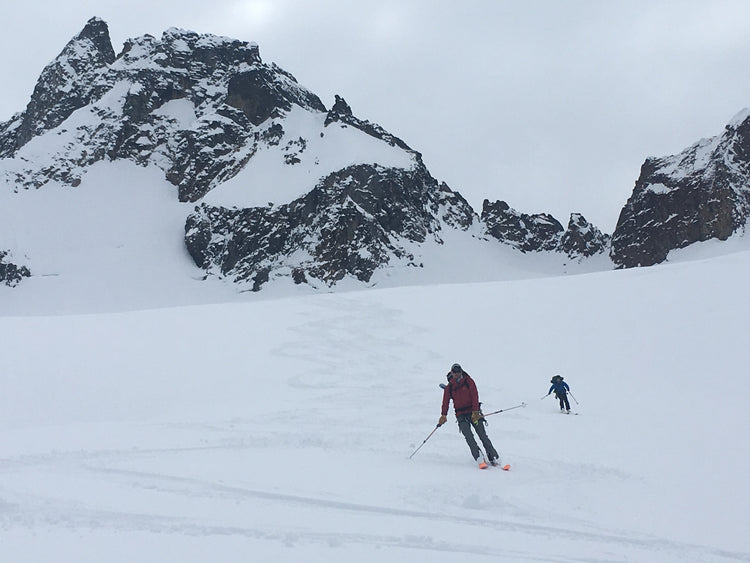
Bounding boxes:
481 200 564 252
481 200 609 258
0 250 30 287
226 65 326 127
560 213 611 258
611 110 750 268
0 18 116 156
0 17 327 201
185 163 476 290
324 95 413 152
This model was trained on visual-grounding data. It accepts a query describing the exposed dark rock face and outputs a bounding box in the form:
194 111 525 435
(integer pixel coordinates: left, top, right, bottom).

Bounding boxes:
560 213 611 258
481 200 609 258
0 250 30 287
481 199 564 252
185 163 475 290
226 65 326 126
611 111 750 268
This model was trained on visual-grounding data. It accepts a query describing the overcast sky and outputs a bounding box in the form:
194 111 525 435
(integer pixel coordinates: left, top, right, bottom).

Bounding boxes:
3 1 750 232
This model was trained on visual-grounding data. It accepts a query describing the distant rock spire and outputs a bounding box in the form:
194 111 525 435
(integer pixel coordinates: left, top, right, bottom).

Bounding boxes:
324 94 353 125
560 213 610 258
13 17 116 150
75 17 116 65
331 95 352 116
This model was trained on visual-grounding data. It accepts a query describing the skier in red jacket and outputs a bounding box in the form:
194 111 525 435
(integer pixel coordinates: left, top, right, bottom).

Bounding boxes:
438 363 500 468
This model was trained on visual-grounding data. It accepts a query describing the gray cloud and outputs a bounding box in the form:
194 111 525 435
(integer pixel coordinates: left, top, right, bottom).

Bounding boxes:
3 0 750 232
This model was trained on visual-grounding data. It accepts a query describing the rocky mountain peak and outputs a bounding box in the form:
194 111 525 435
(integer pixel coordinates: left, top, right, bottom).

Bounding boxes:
2 17 116 154
76 17 117 62
118 26 262 78
611 111 750 268
560 213 611 258
0 17 329 200
324 94 353 124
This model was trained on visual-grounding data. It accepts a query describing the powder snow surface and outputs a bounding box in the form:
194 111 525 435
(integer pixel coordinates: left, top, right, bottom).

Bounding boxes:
1 147 749 562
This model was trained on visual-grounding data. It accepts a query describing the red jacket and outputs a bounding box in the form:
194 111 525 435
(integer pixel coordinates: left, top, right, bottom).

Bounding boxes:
441 372 480 417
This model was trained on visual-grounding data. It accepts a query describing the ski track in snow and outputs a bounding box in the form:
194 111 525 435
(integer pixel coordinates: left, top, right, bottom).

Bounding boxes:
0 442 747 563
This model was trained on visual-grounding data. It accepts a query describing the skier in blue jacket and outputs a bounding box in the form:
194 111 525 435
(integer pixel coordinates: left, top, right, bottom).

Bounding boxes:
548 375 571 413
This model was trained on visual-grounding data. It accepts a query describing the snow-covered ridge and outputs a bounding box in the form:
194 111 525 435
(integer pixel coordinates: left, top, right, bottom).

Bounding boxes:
646 135 722 182
202 106 418 209
643 110 750 188
728 107 750 128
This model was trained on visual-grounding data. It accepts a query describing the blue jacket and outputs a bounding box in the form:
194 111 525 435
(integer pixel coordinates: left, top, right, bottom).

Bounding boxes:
549 380 570 395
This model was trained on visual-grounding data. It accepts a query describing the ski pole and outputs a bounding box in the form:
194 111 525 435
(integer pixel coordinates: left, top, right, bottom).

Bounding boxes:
568 391 579 405
483 402 527 417
409 425 441 459
540 393 550 400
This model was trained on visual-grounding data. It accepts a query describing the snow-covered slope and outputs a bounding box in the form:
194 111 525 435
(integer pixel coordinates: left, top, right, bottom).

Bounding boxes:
0 161 248 315
0 249 748 562
201 104 416 209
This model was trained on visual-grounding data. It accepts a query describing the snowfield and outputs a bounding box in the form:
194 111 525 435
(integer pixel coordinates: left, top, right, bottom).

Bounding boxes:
2 241 749 561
